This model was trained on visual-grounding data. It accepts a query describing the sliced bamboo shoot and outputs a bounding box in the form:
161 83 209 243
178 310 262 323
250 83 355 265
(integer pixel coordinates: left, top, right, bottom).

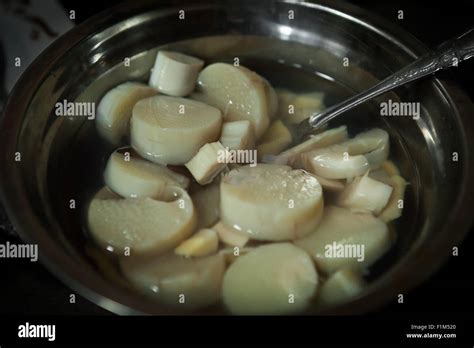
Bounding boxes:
222 243 318 315
88 186 196 257
96 82 158 145
191 183 220 229
294 206 391 273
174 229 219 257
272 125 348 167
219 120 255 150
220 164 324 241
336 174 393 214
104 150 189 198
121 252 225 310
256 120 292 160
149 51 204 97
130 95 222 165
378 175 407 222
185 141 228 185
213 221 249 247
318 267 366 307
197 63 270 137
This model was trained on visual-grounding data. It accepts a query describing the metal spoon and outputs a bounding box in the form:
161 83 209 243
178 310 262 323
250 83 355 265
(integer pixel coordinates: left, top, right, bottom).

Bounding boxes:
300 28 474 136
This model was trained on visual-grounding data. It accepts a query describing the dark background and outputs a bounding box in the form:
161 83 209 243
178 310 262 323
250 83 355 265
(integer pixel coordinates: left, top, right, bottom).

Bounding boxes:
0 0 473 316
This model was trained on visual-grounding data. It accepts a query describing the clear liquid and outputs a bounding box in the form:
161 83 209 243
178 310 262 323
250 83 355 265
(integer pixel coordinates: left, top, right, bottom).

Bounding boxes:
55 44 419 314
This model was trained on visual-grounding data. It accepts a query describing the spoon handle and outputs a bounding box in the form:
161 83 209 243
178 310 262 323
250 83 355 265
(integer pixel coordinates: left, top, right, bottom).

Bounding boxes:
307 28 474 130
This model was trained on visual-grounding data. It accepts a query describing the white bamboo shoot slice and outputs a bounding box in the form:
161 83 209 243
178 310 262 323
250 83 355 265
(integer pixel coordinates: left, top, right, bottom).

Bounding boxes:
88 186 196 257
121 252 225 310
301 128 389 179
256 120 292 160
185 141 228 185
378 175 407 222
272 125 348 167
130 95 222 165
318 267 365 307
212 221 249 247
220 164 324 241
222 243 318 315
96 82 158 145
104 151 189 198
219 120 255 150
336 174 393 214
219 246 254 264
174 229 219 257
263 78 278 119
294 206 391 274
197 63 270 137
191 183 220 229
277 89 325 124
314 175 345 191
149 51 204 97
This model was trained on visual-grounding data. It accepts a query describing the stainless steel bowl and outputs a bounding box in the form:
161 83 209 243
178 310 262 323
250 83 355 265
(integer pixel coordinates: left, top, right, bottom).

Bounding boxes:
1 0 473 315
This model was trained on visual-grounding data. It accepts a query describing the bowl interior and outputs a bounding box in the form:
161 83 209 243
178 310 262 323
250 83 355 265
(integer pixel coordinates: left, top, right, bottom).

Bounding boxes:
9 1 470 314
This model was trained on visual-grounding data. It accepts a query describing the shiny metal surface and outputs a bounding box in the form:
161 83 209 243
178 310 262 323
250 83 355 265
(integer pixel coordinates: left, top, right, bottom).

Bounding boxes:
0 0 473 315
307 27 474 131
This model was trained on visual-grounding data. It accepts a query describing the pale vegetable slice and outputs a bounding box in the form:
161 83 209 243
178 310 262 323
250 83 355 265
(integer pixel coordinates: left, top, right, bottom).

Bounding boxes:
336 174 393 214
222 243 318 315
197 63 270 137
149 51 204 97
277 89 325 124
130 95 222 165
301 128 389 179
271 125 348 167
94 186 122 200
318 268 366 307
185 141 228 185
256 120 292 160
174 229 219 257
301 144 369 180
96 82 158 145
294 206 391 274
314 175 345 191
191 183 220 229
344 128 390 170
219 246 255 264
263 78 278 119
378 175 407 222
212 221 249 247
382 160 401 176
88 186 196 257
121 252 225 310
220 164 324 241
104 150 189 198
369 160 402 185
219 120 255 150
368 168 393 185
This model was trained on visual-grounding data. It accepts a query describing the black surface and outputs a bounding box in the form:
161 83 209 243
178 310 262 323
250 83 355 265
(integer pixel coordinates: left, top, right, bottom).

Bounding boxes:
0 0 473 318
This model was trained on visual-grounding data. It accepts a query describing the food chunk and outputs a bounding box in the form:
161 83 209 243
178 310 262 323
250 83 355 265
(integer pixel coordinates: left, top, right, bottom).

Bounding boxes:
185 142 228 185
88 186 196 257
197 63 270 137
121 253 225 310
174 229 219 257
96 82 158 145
256 120 292 160
294 206 391 273
131 96 222 165
318 268 366 307
222 243 318 315
104 150 189 198
149 51 204 97
220 164 324 241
